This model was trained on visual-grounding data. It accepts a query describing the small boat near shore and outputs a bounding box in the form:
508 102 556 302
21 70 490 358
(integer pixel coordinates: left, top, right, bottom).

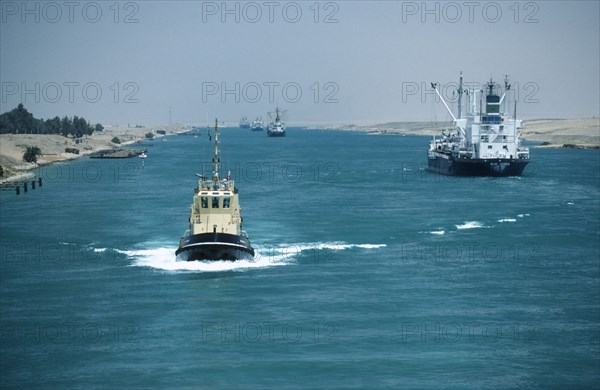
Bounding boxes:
90 149 147 159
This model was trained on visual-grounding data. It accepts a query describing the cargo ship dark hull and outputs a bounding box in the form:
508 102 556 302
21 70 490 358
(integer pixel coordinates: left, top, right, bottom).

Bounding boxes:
267 130 285 137
176 232 254 261
428 153 528 176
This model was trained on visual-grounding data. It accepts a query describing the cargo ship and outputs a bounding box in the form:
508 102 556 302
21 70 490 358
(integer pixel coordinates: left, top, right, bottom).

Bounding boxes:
250 117 264 131
267 107 286 137
427 73 529 176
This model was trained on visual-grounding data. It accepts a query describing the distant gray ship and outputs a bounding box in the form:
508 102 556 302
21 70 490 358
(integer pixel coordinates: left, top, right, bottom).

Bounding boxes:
267 107 286 137
250 117 264 131
239 116 250 129
427 72 529 176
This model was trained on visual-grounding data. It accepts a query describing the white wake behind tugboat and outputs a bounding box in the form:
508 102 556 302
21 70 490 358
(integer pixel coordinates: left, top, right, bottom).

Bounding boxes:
175 119 254 261
427 72 529 176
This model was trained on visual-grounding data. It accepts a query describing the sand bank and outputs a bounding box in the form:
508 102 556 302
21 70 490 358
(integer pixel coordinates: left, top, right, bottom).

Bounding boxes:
308 118 599 149
0 124 187 183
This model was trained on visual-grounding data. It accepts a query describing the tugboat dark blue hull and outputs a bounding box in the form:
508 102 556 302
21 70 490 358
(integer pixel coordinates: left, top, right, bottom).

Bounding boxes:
267 130 285 137
427 154 529 176
176 232 254 261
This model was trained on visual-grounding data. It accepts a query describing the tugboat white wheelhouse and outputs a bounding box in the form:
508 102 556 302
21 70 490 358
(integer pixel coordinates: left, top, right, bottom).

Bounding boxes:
175 119 255 261
427 72 530 176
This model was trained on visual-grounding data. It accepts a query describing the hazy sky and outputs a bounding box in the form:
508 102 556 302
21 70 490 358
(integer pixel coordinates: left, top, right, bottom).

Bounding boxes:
1 0 599 125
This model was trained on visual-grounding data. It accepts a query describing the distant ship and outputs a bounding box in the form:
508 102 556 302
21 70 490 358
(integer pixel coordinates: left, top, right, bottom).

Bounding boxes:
176 119 255 261
267 107 286 137
250 117 264 131
239 116 250 129
427 72 529 176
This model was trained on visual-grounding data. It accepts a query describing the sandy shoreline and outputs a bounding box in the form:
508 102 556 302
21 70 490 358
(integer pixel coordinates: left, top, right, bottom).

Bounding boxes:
0 124 188 183
307 118 600 149
1 118 598 182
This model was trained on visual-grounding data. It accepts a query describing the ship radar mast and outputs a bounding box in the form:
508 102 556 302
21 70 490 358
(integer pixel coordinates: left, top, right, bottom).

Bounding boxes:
212 118 220 186
487 77 495 96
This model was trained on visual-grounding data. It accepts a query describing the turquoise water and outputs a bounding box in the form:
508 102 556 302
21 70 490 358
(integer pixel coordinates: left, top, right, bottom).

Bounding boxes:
1 129 599 389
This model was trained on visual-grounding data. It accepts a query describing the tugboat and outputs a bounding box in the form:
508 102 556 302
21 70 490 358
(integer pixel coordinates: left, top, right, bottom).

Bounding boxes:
176 119 255 261
267 108 286 137
250 117 264 131
427 72 529 176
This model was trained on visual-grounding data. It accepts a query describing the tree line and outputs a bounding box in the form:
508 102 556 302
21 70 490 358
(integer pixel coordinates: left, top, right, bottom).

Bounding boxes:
0 104 103 138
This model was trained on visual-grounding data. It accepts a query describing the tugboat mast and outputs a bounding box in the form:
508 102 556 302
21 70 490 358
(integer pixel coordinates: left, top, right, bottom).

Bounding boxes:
212 118 220 187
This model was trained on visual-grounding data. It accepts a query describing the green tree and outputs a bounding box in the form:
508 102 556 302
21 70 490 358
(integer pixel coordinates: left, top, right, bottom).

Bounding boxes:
0 165 4 177
95 123 104 133
23 146 42 163
45 116 61 134
0 104 102 136
61 116 71 137
145 132 154 139
111 137 121 144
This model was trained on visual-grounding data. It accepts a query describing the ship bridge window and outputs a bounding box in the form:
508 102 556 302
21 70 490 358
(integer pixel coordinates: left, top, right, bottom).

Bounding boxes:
223 197 231 208
212 196 219 208
488 145 493 149
201 196 208 208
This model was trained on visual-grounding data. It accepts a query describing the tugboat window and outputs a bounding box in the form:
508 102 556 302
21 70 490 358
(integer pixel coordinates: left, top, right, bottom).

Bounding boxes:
201 196 208 208
223 197 231 208
212 196 219 208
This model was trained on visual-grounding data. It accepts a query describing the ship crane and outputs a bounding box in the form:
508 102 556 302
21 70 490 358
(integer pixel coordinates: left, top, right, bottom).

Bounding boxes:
431 77 466 139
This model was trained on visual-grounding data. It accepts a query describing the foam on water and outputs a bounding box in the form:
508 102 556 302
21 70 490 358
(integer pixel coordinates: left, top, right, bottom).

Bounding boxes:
430 230 445 235
123 242 386 272
498 218 517 223
455 221 488 230
353 244 387 249
124 247 288 272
